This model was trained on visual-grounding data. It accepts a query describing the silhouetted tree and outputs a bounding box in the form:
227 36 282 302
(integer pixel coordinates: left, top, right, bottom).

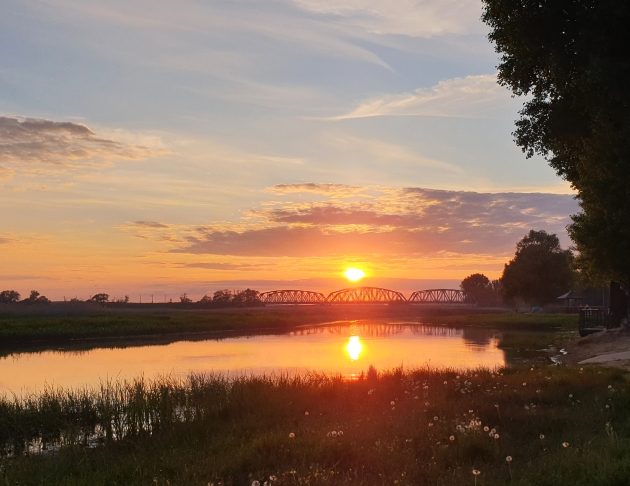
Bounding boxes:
21 290 50 304
89 293 109 304
0 290 20 303
198 295 213 305
179 294 192 304
212 289 233 305
482 1 630 287
233 288 261 306
460 273 494 306
501 230 574 306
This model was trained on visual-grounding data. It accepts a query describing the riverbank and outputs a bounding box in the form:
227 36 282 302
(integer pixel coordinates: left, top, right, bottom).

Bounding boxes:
1 366 629 485
0 305 577 354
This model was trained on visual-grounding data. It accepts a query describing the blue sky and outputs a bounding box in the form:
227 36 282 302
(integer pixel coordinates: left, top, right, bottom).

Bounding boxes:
0 0 577 299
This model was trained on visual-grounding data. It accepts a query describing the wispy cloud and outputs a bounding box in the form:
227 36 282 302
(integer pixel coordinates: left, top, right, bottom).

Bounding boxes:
332 74 514 120
289 0 484 37
326 135 462 173
132 220 170 229
270 183 365 197
178 262 270 271
0 116 166 174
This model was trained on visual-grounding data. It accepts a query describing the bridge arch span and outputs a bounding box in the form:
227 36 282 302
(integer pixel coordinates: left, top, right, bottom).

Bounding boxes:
326 286 407 304
408 289 471 304
259 290 326 304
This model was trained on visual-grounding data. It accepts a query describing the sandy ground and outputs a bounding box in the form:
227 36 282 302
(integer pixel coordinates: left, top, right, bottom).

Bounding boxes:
565 327 630 370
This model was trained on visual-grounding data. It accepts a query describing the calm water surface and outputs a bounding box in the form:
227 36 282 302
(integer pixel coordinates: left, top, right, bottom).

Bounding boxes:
0 322 505 396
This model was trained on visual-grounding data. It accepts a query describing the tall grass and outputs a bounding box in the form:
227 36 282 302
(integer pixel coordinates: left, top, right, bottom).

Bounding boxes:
1 365 630 485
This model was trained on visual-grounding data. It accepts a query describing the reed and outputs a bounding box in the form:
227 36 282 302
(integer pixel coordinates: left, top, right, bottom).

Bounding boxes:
1 365 628 485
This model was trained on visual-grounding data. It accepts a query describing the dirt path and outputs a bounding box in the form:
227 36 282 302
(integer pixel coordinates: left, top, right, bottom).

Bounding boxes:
565 328 630 370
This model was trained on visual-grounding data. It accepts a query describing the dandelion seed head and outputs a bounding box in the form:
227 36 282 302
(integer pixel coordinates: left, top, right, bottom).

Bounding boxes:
539 434 545 440
562 441 570 448
472 469 481 476
449 435 455 441
505 455 513 463
288 432 295 439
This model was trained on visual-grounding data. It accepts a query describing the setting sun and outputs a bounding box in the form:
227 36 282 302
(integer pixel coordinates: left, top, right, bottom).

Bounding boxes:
344 267 366 282
345 335 363 361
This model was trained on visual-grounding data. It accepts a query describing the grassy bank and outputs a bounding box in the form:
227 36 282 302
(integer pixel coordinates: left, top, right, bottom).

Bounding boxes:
0 305 577 350
1 366 629 485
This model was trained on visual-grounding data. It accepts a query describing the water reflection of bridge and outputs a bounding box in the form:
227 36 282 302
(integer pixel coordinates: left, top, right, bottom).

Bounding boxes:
289 323 496 348
259 286 472 305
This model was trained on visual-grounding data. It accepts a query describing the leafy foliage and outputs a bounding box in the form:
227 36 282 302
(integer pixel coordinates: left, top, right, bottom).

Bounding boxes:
482 0 630 285
0 290 20 304
89 293 109 304
501 230 574 306
460 273 495 306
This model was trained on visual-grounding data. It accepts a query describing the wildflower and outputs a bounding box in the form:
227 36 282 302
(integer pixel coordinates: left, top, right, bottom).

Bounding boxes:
424 401 430 407
289 432 295 439
433 416 439 421
483 426 490 432
539 434 545 440
304 410 309 416
252 482 261 486
494 433 500 440
505 456 513 463
522 382 527 387
390 400 396 406
269 475 277 482
367 389 374 395
472 469 481 476
428 422 434 427
569 394 573 399
338 430 344 436
562 441 570 448
331 431 337 437
468 409 473 413
443 380 448 385
608 385 613 390
449 435 455 441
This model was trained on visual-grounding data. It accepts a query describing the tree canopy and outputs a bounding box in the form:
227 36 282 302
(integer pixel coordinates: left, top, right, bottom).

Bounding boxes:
460 273 492 305
0 290 20 304
501 230 574 306
482 0 630 286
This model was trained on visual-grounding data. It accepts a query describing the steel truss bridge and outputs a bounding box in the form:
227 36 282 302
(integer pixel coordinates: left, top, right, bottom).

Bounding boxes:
408 288 469 304
259 287 470 305
327 286 407 304
259 290 326 304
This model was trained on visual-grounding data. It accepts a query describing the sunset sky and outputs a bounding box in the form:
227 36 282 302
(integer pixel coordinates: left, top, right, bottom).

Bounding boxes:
0 0 578 300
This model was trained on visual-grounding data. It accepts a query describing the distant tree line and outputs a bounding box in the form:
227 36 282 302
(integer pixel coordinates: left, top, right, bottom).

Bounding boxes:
0 289 263 307
0 290 50 305
186 288 262 307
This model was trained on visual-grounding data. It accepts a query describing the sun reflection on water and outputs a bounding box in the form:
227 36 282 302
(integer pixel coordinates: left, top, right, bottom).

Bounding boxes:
346 335 363 361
